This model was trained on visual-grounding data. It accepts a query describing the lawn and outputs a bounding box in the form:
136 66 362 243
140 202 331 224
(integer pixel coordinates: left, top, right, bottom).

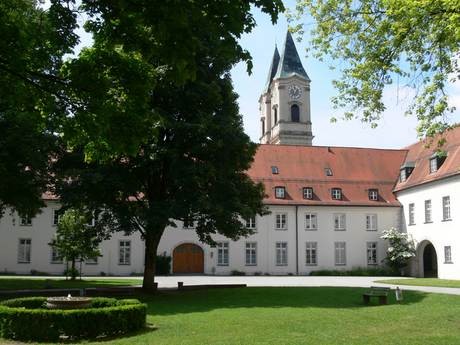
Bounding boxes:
0 277 142 290
375 278 460 288
1 287 460 345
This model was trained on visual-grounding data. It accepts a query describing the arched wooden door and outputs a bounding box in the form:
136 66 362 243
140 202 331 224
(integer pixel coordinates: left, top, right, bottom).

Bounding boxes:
173 243 204 274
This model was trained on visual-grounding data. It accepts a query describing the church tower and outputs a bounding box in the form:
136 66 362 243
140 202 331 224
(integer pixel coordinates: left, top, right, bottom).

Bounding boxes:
259 31 313 146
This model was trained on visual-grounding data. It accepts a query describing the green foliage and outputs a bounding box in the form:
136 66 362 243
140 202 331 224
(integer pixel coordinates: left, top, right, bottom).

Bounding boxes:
0 297 146 341
50 208 105 279
291 0 460 139
381 227 416 273
155 255 171 275
309 267 394 276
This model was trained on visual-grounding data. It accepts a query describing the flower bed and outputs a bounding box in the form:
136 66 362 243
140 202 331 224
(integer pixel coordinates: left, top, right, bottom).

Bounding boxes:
0 297 146 341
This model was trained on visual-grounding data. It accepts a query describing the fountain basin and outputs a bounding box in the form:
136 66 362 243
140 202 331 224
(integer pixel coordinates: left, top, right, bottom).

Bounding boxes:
46 296 92 309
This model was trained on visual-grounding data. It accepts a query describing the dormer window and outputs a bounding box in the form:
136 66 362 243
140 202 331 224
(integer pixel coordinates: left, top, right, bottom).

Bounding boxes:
331 188 342 200
368 189 379 201
275 186 286 199
271 166 279 174
325 168 333 176
429 152 446 173
303 187 313 200
399 162 415 182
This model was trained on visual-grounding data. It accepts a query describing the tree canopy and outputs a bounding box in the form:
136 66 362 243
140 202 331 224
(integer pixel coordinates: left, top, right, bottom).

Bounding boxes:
291 0 460 138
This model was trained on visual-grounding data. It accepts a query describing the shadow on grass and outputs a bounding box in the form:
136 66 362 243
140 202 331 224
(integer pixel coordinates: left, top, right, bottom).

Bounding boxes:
138 287 428 316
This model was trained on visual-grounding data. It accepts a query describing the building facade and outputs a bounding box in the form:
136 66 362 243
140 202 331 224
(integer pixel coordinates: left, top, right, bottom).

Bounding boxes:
0 31 458 278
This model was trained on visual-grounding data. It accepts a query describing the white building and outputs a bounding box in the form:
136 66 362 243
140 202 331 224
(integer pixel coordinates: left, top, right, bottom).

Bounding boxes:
0 31 458 278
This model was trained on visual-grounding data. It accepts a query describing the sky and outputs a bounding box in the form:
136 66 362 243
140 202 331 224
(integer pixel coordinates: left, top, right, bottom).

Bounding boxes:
231 1 458 149
70 0 458 149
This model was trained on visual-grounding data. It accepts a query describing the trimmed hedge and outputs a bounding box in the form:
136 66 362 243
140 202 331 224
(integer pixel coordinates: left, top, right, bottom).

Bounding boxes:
309 267 395 276
0 297 147 341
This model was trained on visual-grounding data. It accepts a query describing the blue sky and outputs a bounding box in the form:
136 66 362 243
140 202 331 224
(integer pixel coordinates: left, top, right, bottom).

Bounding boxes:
231 1 424 148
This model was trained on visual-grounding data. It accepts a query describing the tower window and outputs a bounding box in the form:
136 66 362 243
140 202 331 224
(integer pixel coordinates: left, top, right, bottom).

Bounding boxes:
271 166 279 174
273 107 278 125
291 104 300 122
325 168 333 176
275 186 285 199
261 118 265 136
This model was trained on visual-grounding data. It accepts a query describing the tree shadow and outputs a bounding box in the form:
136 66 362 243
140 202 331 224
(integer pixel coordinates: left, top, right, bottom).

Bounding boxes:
139 287 428 316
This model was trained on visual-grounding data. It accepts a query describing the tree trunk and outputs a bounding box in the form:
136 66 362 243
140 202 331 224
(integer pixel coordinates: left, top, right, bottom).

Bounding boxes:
70 258 76 281
142 232 162 291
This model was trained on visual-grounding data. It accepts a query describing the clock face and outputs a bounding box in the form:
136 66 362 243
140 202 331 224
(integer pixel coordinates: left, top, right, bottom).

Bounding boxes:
288 85 302 100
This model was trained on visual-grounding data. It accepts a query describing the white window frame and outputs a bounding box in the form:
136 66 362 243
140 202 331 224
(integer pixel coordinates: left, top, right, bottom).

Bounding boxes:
275 242 288 266
331 188 342 200
20 215 32 226
50 246 62 264
245 216 256 230
118 240 131 265
275 213 288 230
303 187 313 200
429 157 438 173
18 239 31 263
408 203 415 225
368 189 378 201
52 209 61 226
333 213 346 231
424 199 432 223
367 242 378 265
366 214 378 231
444 246 452 264
305 242 317 266
217 242 229 266
305 213 317 231
245 242 257 266
400 169 407 182
275 186 285 199
334 242 346 266
442 196 451 221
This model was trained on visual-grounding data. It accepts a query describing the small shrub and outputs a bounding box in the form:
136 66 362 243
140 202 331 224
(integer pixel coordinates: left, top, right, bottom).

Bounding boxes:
30 269 49 276
156 254 171 275
231 270 246 276
0 297 146 341
100 271 107 276
309 267 394 276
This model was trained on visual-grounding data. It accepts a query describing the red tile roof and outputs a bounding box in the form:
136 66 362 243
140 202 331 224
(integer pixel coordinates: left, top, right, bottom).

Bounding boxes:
394 126 460 192
248 145 407 206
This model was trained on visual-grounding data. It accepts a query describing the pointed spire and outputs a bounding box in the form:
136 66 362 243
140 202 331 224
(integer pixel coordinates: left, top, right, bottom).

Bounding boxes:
264 46 280 92
274 31 310 80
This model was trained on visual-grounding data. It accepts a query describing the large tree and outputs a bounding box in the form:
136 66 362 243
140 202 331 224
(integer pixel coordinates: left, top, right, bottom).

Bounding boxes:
54 0 283 290
291 0 460 138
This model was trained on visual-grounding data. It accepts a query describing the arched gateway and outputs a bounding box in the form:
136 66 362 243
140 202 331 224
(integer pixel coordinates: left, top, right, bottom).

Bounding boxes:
173 243 204 274
417 241 438 278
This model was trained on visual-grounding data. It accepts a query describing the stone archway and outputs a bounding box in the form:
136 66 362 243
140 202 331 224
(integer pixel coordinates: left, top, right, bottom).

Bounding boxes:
417 241 438 278
173 243 204 274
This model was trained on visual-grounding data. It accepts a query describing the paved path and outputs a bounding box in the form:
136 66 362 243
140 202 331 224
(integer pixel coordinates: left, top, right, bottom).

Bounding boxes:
2 275 460 296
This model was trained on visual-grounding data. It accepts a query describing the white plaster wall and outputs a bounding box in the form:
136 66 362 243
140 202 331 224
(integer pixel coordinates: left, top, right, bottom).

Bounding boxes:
396 175 460 279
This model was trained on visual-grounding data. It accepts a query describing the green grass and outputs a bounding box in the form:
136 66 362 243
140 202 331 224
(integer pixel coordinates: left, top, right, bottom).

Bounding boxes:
0 277 142 290
376 278 460 288
2 287 460 344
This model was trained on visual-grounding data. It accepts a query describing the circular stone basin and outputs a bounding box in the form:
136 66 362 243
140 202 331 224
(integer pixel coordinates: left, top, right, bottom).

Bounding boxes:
46 297 92 309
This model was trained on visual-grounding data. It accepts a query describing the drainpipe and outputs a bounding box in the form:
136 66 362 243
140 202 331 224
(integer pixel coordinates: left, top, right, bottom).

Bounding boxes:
295 205 299 275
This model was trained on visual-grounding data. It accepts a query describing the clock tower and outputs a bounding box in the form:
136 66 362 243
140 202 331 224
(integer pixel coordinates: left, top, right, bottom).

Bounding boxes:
259 31 313 146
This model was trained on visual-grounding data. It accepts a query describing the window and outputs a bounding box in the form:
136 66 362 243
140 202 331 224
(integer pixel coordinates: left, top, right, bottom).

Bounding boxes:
444 246 452 264
275 186 285 199
443 196 451 221
53 210 61 226
305 213 317 230
245 216 256 230
325 168 333 176
275 213 287 230
86 256 98 265
366 214 378 231
245 242 257 266
331 188 342 200
217 242 229 266
305 242 317 266
399 168 407 182
399 163 414 182
368 189 378 201
50 247 62 264
261 118 265 136
118 240 131 265
334 214 346 231
424 200 432 223
367 242 378 265
273 107 278 125
334 242 346 266
271 166 279 174
183 218 195 229
429 154 446 173
291 104 300 122
20 215 32 226
303 187 313 200
18 239 31 263
408 203 415 225
275 242 288 266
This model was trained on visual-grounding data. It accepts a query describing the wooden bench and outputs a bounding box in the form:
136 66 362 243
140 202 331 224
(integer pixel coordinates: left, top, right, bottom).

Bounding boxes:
363 286 391 305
